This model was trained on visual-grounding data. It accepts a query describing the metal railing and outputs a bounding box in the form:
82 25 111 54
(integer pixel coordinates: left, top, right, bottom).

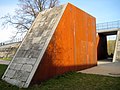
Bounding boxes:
97 20 120 30
0 38 23 46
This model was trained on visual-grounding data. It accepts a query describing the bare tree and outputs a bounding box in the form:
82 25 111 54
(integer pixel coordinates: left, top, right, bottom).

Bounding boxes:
1 0 59 39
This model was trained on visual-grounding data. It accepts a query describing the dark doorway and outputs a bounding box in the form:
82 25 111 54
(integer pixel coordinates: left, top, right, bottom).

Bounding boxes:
97 32 117 62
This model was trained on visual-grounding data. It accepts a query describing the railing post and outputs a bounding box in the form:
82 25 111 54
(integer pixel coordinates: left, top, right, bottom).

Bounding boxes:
97 20 120 31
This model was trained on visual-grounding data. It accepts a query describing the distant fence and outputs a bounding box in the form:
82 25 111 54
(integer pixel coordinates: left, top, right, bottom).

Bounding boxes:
0 38 23 46
97 20 120 30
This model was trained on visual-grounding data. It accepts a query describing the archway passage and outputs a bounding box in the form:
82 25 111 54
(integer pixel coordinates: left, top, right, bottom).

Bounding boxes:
107 35 116 60
97 31 117 61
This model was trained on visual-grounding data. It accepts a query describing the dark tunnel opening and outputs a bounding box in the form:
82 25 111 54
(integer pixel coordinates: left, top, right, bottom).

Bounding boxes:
97 32 117 62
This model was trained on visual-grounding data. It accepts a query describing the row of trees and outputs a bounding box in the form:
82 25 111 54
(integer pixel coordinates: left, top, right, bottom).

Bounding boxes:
1 0 59 38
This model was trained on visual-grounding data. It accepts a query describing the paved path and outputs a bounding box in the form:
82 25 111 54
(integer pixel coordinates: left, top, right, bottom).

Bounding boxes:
80 61 120 77
0 59 10 65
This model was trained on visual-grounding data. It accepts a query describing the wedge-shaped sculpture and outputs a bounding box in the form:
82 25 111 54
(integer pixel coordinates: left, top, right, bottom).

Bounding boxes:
2 3 97 88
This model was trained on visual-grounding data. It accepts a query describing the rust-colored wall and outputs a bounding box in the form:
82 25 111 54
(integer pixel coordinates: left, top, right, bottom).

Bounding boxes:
97 34 108 60
31 3 97 84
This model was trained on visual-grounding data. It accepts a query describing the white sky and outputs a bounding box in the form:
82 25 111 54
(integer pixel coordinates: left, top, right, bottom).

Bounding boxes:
107 35 116 40
0 5 18 42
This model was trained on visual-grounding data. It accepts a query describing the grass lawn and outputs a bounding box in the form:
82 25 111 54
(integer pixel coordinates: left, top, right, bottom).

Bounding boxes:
0 57 12 61
0 65 120 90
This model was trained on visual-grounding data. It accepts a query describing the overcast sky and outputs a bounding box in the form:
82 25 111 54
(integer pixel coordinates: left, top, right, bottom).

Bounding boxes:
0 0 120 42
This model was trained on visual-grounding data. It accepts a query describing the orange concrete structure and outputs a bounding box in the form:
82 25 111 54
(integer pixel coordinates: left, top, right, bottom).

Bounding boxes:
2 3 97 88
31 3 97 84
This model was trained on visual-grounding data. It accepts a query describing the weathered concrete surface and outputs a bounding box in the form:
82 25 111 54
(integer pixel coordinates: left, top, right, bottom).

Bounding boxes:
80 61 120 77
113 30 120 62
97 28 118 35
2 4 67 88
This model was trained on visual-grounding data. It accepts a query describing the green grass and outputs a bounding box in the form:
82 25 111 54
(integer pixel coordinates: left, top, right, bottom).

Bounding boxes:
0 65 120 90
0 57 12 61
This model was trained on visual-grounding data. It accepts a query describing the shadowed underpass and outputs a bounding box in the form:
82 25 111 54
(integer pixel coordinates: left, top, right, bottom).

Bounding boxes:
97 20 120 62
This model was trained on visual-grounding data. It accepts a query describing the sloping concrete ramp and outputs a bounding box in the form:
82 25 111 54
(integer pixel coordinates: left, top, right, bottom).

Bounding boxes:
2 4 67 88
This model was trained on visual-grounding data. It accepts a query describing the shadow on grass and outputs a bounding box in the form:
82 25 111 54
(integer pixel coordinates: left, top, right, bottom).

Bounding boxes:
0 65 120 90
